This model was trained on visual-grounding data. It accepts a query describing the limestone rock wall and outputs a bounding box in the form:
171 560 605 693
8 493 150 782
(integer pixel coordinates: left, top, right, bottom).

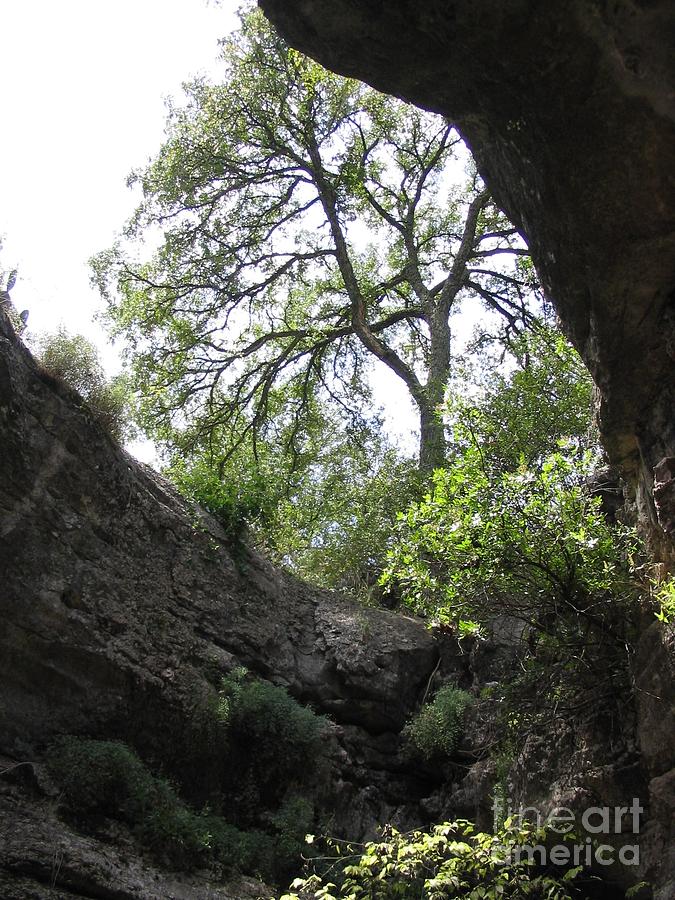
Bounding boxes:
0 308 458 896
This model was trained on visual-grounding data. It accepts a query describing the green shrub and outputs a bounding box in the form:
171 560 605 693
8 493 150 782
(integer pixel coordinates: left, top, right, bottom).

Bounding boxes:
384 447 641 732
167 457 273 542
281 818 582 899
46 737 282 878
47 737 156 823
88 378 134 441
217 670 326 814
405 684 473 760
46 677 326 881
384 451 638 630
36 328 134 443
215 664 249 724
47 738 210 868
270 795 316 880
222 672 324 764
653 576 675 623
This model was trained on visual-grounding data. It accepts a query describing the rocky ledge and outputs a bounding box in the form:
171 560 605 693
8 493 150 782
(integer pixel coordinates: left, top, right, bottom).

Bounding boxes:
0 306 462 896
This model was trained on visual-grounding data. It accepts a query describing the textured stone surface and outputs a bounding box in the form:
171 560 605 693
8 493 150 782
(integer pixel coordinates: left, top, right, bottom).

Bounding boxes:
0 307 453 895
653 457 675 536
0 770 270 900
258 0 675 562
633 620 675 900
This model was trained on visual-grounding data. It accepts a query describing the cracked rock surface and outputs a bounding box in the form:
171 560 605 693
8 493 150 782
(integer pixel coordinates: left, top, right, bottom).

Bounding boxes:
0 308 459 896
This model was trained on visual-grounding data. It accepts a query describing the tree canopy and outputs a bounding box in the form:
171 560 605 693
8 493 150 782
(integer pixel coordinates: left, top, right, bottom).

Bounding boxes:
94 8 536 474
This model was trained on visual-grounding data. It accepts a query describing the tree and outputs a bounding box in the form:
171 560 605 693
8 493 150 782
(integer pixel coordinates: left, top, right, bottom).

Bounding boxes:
94 8 536 475
263 435 421 597
383 328 617 624
445 325 598 473
382 330 640 716
168 397 421 596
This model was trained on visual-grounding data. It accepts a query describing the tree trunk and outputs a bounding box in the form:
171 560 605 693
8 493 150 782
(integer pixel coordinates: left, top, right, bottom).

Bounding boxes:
419 403 447 474
418 303 453 474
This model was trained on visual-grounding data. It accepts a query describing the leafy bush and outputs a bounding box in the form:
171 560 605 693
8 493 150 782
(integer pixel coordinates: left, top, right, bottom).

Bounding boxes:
384 450 638 632
88 377 134 441
653 576 675 623
217 669 325 813
220 670 324 762
47 736 157 823
47 738 211 869
405 684 473 760
383 441 641 733
380 326 644 742
167 456 274 542
281 818 582 899
270 795 317 883
46 737 285 879
35 328 134 443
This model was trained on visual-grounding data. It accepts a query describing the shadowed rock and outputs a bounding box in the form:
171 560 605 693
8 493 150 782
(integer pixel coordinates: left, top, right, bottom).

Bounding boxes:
0 307 456 895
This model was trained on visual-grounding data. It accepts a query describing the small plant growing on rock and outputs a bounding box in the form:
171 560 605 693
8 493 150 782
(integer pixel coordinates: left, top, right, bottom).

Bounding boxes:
35 328 135 443
404 683 473 760
217 670 326 815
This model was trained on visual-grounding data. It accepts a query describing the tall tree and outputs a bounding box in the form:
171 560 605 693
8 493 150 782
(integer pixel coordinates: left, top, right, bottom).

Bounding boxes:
94 9 535 473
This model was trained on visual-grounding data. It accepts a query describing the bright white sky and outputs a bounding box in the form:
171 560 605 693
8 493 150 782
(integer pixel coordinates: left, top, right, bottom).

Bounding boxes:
0 0 242 458
0 0 476 464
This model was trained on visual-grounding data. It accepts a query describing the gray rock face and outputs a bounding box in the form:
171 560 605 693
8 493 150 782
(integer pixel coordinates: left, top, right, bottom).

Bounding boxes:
258 0 675 564
633 620 675 900
0 309 440 745
0 307 455 895
654 458 675 538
